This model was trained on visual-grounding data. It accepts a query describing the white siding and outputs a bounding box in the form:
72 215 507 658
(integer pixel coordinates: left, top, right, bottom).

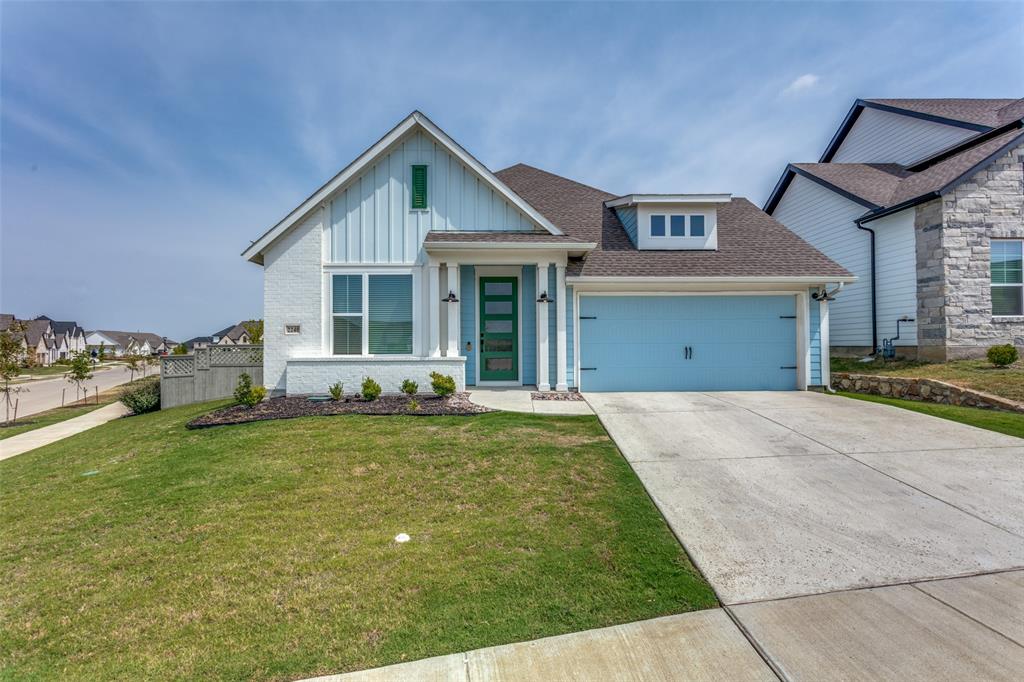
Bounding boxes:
772 175 872 347
832 107 978 165
872 209 918 347
263 209 325 393
329 130 539 264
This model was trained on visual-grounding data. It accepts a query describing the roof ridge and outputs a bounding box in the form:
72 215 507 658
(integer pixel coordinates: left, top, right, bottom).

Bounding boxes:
497 163 616 197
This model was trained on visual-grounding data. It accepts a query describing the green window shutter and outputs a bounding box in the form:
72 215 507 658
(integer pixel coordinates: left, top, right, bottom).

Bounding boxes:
368 275 413 354
411 165 428 210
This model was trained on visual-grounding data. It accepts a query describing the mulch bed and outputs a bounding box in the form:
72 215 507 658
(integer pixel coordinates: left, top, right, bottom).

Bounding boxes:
531 391 586 401
187 393 491 429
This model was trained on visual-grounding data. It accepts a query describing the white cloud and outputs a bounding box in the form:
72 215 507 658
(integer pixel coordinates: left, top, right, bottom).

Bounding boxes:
783 73 821 95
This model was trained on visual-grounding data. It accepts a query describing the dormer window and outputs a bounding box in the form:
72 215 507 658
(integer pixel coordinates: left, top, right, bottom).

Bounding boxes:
650 214 707 238
606 193 729 251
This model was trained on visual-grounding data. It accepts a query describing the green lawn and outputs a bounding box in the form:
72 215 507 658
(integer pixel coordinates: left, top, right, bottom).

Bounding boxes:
839 392 1024 439
0 402 715 681
831 356 1024 403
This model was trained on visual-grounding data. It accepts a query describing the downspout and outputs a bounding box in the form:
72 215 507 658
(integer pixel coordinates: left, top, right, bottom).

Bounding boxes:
854 217 878 354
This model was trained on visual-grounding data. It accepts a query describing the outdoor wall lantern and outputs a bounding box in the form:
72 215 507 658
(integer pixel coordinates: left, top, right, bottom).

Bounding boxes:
443 290 459 303
536 291 553 303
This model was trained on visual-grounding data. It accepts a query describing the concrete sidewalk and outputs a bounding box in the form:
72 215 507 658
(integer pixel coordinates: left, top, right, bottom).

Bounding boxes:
310 610 775 681
0 402 130 461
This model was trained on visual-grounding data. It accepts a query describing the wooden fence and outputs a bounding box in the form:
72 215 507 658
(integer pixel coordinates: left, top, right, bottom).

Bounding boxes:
160 345 263 409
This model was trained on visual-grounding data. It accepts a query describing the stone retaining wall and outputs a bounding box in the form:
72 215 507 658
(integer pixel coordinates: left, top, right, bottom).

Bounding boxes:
832 372 1024 414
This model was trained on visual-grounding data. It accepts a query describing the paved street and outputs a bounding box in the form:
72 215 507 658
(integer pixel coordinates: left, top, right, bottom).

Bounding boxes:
6 364 153 419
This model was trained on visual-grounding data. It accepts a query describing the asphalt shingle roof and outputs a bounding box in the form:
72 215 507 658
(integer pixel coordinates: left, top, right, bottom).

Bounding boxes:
865 98 1021 127
792 127 1024 210
495 164 851 279
424 231 588 244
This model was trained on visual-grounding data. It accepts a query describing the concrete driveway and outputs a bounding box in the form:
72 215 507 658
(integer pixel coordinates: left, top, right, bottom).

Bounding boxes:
588 390 1024 605
587 391 1024 679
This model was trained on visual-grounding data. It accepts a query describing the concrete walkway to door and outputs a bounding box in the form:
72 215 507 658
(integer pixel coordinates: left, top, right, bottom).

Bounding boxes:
468 387 593 415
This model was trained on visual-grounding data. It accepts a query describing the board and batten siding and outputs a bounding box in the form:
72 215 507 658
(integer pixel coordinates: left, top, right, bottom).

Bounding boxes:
871 209 918 347
329 130 540 264
772 174 872 347
614 207 638 246
831 107 978 165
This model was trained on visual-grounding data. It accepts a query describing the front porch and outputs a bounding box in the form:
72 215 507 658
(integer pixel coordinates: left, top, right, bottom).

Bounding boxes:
426 254 575 393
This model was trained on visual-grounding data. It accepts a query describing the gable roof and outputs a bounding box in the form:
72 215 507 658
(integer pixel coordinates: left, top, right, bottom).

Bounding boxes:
242 111 561 264
496 165 852 281
0 314 15 332
23 319 52 346
767 125 1024 220
820 98 1022 163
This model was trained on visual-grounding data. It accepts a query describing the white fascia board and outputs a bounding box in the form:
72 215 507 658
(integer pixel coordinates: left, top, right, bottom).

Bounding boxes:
566 275 858 285
242 111 560 264
604 194 732 208
423 241 595 251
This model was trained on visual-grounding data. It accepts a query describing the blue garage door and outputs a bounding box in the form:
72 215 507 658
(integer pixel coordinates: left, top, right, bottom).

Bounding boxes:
579 295 798 392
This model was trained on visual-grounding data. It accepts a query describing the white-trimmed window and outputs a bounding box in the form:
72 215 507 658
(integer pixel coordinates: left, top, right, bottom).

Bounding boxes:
991 239 1023 316
650 214 707 238
332 273 414 354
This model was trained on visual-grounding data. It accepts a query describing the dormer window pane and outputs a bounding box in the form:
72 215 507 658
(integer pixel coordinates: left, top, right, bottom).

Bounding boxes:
670 216 685 237
690 215 706 237
651 215 666 237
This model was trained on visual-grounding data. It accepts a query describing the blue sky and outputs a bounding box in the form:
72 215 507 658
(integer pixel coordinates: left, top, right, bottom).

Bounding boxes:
2 1 1022 340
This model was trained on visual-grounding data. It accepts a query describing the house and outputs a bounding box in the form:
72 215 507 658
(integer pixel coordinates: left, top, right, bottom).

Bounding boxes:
35 316 87 358
243 111 852 396
765 98 1024 360
23 319 57 365
183 336 214 352
85 330 174 356
211 322 255 346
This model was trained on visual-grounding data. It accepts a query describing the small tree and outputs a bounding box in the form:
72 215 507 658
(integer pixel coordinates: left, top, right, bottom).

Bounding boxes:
124 354 143 382
97 341 106 361
64 350 94 403
0 322 27 423
143 354 157 377
172 343 188 355
243 320 264 345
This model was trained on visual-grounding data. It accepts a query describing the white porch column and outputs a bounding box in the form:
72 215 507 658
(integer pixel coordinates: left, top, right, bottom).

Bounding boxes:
446 264 460 357
555 264 567 391
820 296 830 387
428 264 441 357
536 263 550 391
796 290 809 390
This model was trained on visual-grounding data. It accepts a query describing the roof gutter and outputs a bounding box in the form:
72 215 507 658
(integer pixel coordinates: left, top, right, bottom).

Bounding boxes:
566 275 858 285
424 242 596 251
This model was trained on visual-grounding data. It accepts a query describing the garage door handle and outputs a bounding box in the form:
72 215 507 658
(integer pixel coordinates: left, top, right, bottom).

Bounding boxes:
580 367 597 371
580 316 597 320
780 365 797 369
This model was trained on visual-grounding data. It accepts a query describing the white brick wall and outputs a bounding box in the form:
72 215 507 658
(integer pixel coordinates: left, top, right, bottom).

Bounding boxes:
264 209 325 394
285 357 465 395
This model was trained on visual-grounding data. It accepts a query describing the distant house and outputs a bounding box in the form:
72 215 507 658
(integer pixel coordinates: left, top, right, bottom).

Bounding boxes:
85 330 176 357
212 321 257 346
35 316 87 359
23 319 57 365
183 336 214 352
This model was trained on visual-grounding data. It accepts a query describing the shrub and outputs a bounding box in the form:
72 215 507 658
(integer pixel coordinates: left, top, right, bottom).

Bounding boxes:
408 398 420 412
329 382 344 401
401 379 418 396
430 371 456 398
361 377 382 401
120 376 160 414
234 373 265 407
987 344 1019 367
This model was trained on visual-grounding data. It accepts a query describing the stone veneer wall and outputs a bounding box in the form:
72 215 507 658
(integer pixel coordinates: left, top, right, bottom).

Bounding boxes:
832 372 1024 413
915 141 1024 361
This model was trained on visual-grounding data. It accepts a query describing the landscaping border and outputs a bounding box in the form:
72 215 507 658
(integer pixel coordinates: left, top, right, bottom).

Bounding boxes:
832 372 1024 414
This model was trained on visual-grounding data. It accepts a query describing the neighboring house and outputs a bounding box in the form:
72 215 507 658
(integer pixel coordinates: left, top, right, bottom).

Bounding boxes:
36 316 87 358
766 98 1024 360
211 322 255 346
243 111 852 396
23 319 57 365
86 330 173 356
184 336 214 351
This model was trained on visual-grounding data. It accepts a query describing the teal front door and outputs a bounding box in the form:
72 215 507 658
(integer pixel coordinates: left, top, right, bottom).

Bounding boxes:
479 277 518 381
